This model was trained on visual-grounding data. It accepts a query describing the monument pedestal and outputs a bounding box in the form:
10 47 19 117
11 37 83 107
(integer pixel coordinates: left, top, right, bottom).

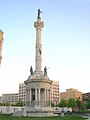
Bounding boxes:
24 71 54 116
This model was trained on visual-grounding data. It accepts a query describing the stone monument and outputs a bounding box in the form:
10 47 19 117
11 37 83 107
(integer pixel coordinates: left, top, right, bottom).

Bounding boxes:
24 9 53 116
0 30 4 65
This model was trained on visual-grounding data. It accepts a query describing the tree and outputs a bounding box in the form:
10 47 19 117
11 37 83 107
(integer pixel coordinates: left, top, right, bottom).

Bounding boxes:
67 98 77 111
15 99 25 107
5 102 10 106
76 98 85 111
86 99 90 109
58 99 67 107
0 103 4 106
51 102 55 107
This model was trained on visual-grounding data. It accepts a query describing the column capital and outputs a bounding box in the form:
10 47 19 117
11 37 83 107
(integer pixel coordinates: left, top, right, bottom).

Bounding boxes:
34 19 44 30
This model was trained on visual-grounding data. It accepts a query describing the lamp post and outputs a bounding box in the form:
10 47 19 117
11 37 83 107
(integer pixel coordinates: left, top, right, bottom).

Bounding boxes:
55 98 58 107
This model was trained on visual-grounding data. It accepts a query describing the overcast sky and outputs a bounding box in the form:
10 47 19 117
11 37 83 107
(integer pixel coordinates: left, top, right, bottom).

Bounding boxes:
0 0 90 95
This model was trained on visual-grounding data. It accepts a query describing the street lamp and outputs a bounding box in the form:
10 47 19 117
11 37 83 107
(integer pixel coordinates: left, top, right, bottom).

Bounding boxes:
55 98 59 107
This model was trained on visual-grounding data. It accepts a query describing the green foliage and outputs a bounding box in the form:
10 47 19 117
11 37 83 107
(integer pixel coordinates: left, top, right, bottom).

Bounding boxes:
51 102 55 107
86 99 90 109
54 98 86 112
0 103 4 106
67 98 77 111
58 99 67 107
87 99 90 102
5 102 10 106
76 99 85 111
15 99 25 107
0 102 10 106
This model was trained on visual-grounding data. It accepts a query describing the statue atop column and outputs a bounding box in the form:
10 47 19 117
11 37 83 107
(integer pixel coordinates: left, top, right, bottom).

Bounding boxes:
30 66 33 75
37 9 42 19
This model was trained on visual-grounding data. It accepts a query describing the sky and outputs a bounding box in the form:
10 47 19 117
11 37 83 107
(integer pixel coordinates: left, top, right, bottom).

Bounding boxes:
0 0 90 95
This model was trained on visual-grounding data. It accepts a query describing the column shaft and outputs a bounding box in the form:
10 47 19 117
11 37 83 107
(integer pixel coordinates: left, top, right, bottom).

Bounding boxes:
29 89 31 106
34 19 44 72
49 89 51 106
45 89 46 100
39 89 40 106
35 30 42 71
45 89 46 106
26 90 28 106
47 89 49 106
28 89 30 106
35 88 37 105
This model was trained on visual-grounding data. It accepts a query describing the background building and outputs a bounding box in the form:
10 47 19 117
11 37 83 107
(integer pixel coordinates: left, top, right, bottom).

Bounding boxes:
60 88 82 101
50 81 60 105
82 92 90 101
19 83 26 104
0 29 4 64
2 93 18 105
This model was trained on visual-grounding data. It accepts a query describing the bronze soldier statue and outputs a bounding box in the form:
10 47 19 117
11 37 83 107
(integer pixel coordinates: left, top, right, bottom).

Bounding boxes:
44 66 47 76
30 66 33 75
37 9 42 19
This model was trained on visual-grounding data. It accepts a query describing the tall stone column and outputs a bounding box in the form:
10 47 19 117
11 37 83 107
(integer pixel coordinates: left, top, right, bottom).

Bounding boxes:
0 30 4 65
34 18 44 72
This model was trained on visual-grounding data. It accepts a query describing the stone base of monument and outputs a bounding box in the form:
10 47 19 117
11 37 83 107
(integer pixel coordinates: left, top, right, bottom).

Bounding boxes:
26 107 57 117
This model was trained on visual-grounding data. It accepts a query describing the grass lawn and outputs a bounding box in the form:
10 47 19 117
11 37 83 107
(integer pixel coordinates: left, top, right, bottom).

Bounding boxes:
0 114 86 120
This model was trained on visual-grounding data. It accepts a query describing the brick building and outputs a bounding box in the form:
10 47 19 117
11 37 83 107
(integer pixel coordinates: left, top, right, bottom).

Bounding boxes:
60 88 82 101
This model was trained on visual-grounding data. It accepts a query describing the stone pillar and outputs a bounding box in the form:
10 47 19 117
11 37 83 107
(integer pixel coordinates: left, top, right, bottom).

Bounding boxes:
49 89 51 106
38 88 40 106
26 90 28 106
28 90 30 106
35 88 37 106
34 18 44 72
46 89 49 106
44 89 46 106
30 89 31 101
29 89 31 106
27 90 29 106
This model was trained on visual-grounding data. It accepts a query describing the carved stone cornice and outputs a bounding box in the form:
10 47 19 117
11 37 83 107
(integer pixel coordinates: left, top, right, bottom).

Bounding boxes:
34 19 44 30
